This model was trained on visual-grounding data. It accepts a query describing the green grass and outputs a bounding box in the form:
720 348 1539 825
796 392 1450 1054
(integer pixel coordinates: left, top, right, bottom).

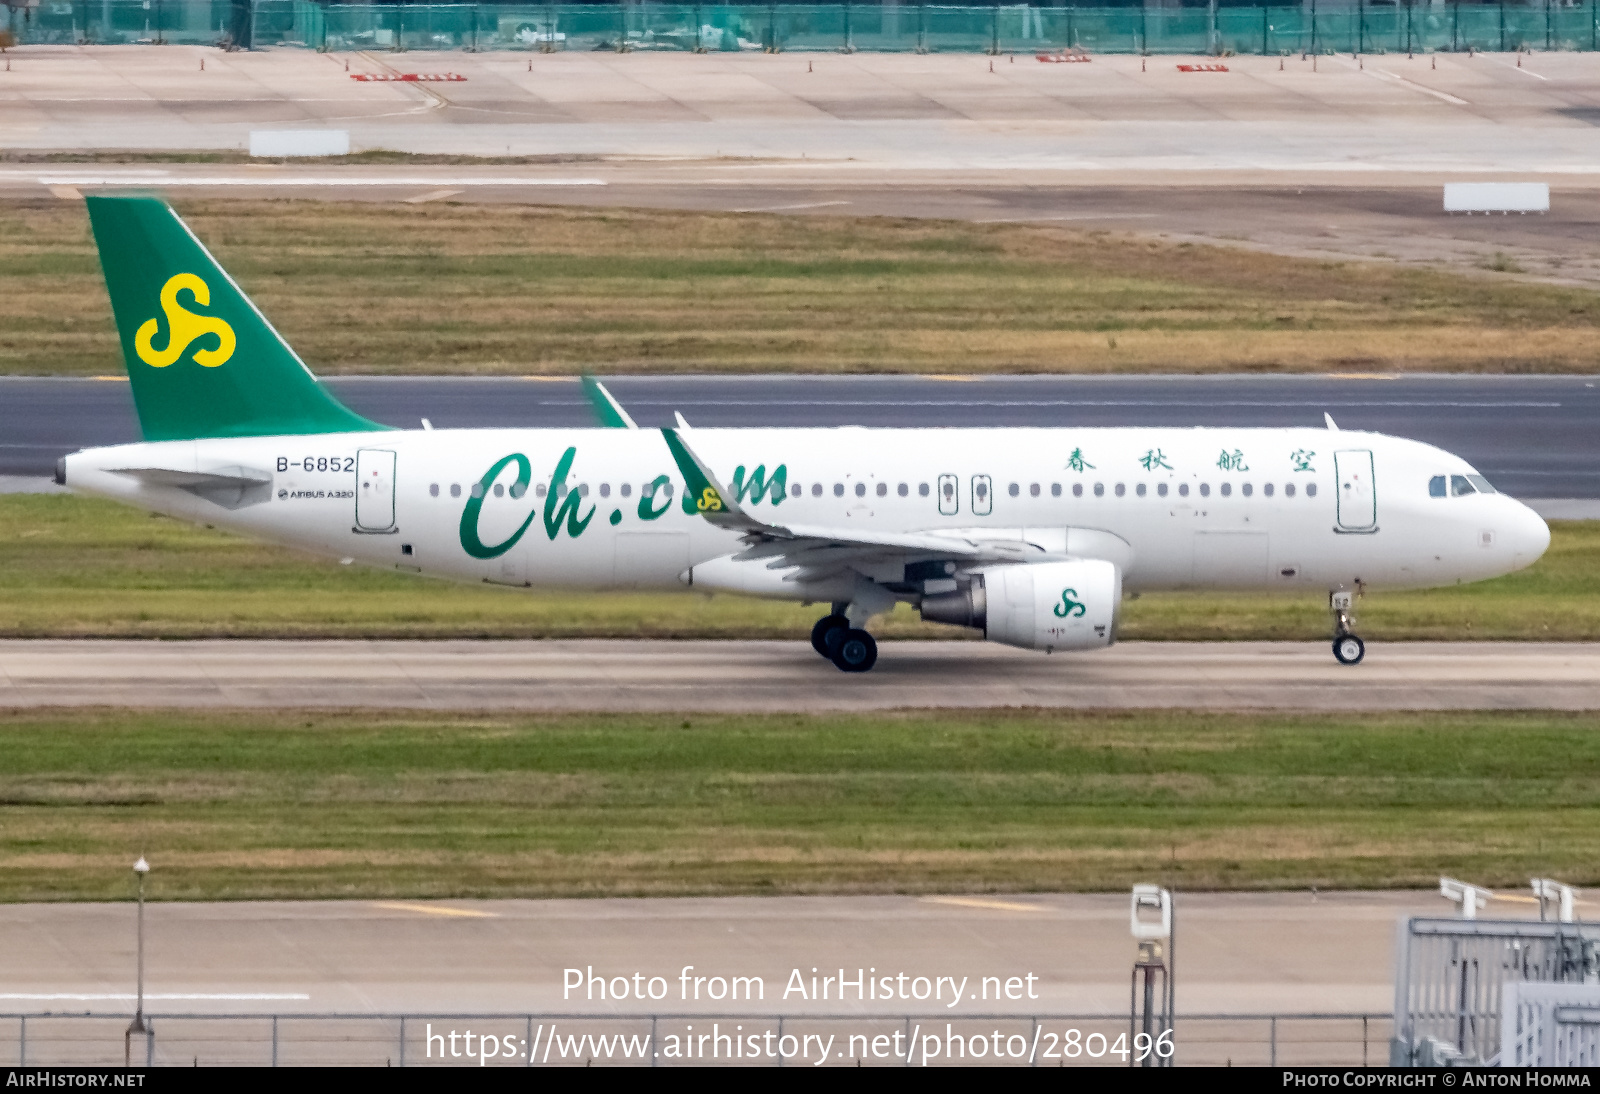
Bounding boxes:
0 494 1594 640
5 197 1600 375
3 707 1597 901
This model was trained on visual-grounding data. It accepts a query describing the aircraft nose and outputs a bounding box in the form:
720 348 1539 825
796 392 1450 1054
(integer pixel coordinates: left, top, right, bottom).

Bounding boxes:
1508 500 1551 565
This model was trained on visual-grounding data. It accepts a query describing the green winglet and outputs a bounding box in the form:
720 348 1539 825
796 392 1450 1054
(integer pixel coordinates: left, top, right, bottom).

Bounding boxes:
86 196 386 442
581 375 638 429
660 428 749 526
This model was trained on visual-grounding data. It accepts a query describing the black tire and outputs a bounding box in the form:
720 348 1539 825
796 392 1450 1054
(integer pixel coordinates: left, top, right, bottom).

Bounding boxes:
1333 635 1365 665
832 629 878 673
810 614 849 659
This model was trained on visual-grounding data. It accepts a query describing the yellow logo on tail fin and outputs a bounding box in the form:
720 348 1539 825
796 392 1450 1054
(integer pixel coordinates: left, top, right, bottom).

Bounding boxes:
135 273 236 368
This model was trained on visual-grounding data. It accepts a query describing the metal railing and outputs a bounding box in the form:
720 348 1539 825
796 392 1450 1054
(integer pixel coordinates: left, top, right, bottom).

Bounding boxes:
5 1 1600 56
1392 916 1600 1066
0 1010 1389 1067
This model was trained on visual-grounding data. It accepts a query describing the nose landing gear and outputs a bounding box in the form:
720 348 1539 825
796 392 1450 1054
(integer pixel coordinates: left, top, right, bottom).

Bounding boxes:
810 606 879 673
1330 587 1365 665
1333 634 1366 665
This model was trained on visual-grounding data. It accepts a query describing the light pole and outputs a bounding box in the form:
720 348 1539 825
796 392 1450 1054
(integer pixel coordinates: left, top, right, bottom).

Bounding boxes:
124 857 149 1067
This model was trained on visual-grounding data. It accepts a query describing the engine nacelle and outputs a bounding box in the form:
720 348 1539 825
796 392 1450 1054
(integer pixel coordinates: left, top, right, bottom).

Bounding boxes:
920 560 1121 652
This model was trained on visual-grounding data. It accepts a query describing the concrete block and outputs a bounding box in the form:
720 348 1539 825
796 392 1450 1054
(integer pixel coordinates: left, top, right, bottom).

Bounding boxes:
249 130 350 158
1444 182 1549 214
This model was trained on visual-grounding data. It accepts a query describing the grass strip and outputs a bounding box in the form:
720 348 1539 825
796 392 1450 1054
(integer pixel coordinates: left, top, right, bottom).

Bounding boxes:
5 197 1600 375
0 495 1594 641
1 707 1595 902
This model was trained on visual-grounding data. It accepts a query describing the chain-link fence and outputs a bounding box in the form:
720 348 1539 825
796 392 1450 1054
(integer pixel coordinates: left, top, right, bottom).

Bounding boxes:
4 1 1599 55
1 1010 1392 1067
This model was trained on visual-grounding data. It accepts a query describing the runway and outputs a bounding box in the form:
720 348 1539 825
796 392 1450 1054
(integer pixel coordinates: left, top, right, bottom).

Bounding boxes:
7 374 1600 501
0 890 1441 1018
10 47 1600 288
3 638 1600 711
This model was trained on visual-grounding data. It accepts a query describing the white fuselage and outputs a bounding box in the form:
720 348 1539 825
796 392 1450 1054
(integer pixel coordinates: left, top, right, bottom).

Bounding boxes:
63 425 1550 598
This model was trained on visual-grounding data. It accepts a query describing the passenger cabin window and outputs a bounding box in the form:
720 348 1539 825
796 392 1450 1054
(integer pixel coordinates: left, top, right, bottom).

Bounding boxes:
1115 483 1125 497
1093 483 1104 497
855 483 867 497
792 483 803 497
599 483 610 498
1008 483 1019 498
919 483 930 497
1263 483 1274 497
834 483 845 497
876 483 887 497
1073 484 1083 498
1157 483 1168 497
536 484 548 498
429 483 439 497
813 484 823 497
1136 483 1147 497
898 483 909 497
1285 483 1296 497
1242 483 1252 497
621 483 632 498
471 483 486 499
1178 484 1189 497
1051 484 1061 497
492 484 504 498
450 484 461 498
1429 475 1447 498
1199 483 1210 497
1306 483 1317 497
1220 483 1231 497
1030 483 1040 497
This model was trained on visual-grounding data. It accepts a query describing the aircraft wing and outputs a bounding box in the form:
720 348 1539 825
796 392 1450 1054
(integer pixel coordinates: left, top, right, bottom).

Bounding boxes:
660 428 1052 580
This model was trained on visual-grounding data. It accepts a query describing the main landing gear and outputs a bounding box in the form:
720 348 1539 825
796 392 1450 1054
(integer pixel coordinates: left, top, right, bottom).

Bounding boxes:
1330 587 1365 665
810 609 878 673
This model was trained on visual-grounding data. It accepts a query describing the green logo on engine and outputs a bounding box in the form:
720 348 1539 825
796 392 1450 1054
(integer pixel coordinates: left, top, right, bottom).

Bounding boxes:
1052 588 1086 619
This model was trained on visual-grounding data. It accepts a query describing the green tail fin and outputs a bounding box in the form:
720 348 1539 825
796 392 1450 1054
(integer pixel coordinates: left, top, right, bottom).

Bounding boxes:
86 196 384 441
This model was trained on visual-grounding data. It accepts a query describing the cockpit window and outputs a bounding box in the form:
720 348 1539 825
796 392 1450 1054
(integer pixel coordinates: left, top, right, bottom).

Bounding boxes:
1450 475 1476 497
1466 475 1497 495
1429 475 1446 498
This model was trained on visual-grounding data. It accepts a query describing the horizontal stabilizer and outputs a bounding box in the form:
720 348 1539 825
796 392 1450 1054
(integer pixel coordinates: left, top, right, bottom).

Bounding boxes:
111 465 274 510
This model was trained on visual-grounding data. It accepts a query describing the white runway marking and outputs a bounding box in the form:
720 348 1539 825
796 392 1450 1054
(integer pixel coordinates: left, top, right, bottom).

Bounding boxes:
1366 69 1472 105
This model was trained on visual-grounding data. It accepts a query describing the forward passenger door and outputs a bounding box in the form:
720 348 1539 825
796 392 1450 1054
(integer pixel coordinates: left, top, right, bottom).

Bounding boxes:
1334 450 1377 532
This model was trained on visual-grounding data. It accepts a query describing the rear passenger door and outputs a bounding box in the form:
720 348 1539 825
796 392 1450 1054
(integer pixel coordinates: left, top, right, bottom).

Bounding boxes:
355 449 396 532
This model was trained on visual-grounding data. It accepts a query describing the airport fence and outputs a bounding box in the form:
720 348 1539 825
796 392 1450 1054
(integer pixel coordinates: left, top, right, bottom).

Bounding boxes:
0 1010 1391 1067
6 1 1600 55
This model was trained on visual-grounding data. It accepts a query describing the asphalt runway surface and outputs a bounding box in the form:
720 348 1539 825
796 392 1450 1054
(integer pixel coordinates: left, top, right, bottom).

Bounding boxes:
5 374 1598 499
0 890 1446 1021
4 639 1600 711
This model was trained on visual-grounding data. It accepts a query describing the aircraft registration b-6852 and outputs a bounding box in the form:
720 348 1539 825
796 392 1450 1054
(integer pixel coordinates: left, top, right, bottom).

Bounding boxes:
58 197 1551 672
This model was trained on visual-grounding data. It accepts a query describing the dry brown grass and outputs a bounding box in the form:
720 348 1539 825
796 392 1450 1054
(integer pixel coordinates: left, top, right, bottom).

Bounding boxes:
3 197 1599 375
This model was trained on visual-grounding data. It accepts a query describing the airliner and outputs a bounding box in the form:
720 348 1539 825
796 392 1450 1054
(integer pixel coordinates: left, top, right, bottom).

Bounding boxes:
56 197 1551 672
